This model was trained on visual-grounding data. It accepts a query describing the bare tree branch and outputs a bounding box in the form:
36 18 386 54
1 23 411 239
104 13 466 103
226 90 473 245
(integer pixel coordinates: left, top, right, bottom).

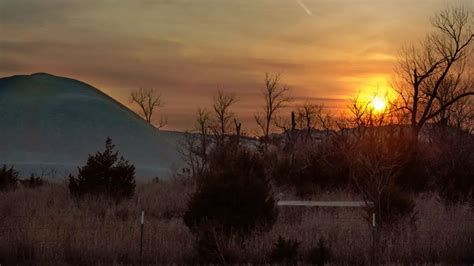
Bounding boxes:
394 6 474 139
212 89 236 142
255 73 292 140
130 87 166 128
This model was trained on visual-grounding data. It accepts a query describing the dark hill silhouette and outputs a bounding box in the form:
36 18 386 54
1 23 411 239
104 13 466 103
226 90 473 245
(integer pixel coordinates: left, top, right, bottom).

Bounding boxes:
0 73 183 179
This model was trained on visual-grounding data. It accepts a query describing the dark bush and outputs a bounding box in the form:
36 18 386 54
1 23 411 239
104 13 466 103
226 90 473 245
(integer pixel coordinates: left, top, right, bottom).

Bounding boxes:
432 130 474 204
0 165 19 191
184 143 278 262
396 149 432 193
68 138 136 203
269 139 350 196
184 144 277 238
20 174 44 188
378 185 416 226
269 236 300 264
307 238 332 265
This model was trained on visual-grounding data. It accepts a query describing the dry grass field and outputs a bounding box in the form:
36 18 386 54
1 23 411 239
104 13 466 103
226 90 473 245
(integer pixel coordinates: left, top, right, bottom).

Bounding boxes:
0 179 473 264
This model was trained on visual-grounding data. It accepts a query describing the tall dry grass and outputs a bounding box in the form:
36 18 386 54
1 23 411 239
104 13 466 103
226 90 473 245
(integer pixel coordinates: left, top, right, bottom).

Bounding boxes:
0 179 472 264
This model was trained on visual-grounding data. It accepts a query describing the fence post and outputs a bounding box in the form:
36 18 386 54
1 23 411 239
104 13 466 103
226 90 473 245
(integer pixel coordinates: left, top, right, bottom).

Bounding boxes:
140 210 144 258
371 211 377 265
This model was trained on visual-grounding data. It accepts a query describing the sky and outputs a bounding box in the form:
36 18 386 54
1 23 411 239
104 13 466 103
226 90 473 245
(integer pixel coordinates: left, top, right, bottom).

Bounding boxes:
1 0 471 132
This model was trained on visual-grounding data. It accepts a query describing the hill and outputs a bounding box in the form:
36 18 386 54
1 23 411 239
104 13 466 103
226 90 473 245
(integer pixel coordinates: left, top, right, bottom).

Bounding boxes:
0 73 183 179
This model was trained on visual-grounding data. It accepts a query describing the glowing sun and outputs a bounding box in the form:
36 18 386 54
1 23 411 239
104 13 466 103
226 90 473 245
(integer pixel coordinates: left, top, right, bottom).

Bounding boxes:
370 96 387 112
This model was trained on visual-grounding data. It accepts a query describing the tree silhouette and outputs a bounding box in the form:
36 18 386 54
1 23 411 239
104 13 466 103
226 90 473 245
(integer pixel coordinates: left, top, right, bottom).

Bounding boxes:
179 108 212 178
68 138 136 202
130 87 167 128
183 144 278 263
184 145 277 237
211 89 236 142
394 6 474 140
255 73 292 140
0 165 19 191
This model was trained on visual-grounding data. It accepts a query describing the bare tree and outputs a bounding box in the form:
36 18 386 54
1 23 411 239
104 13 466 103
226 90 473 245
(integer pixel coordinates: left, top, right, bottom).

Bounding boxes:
295 102 334 138
349 130 404 220
179 108 212 178
130 87 167 128
347 125 407 264
196 108 211 170
348 94 396 129
255 73 292 139
394 6 474 140
212 89 236 141
274 111 297 143
342 96 415 263
180 90 237 177
296 103 318 136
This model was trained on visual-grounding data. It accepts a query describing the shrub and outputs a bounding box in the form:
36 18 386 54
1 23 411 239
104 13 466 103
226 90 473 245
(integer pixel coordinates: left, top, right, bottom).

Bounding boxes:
268 140 350 196
344 127 416 226
68 138 136 203
307 238 332 265
269 236 300 263
0 165 19 191
432 131 474 204
20 174 44 188
184 144 277 238
396 149 432 193
184 143 278 262
378 185 416 226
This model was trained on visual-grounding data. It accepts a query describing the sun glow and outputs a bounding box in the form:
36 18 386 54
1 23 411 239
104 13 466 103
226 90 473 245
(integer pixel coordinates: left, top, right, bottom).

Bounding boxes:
370 96 387 112
354 75 396 114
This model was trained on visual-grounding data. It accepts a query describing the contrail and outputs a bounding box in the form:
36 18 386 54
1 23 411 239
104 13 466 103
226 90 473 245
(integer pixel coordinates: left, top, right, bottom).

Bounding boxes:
295 0 312 16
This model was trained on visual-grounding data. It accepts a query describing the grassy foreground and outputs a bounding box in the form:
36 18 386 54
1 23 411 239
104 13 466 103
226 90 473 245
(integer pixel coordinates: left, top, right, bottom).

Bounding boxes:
0 179 472 264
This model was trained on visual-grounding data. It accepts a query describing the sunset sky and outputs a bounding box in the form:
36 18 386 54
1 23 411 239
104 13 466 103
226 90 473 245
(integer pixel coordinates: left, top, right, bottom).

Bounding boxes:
1 0 471 131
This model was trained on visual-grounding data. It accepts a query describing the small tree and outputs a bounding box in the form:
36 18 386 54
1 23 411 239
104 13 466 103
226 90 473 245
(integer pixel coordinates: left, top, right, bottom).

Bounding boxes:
294 102 333 140
0 165 19 191
184 144 277 236
68 138 136 203
341 96 417 264
255 73 292 140
130 87 167 128
345 96 415 225
211 89 236 143
184 144 278 262
179 108 212 178
296 103 320 137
